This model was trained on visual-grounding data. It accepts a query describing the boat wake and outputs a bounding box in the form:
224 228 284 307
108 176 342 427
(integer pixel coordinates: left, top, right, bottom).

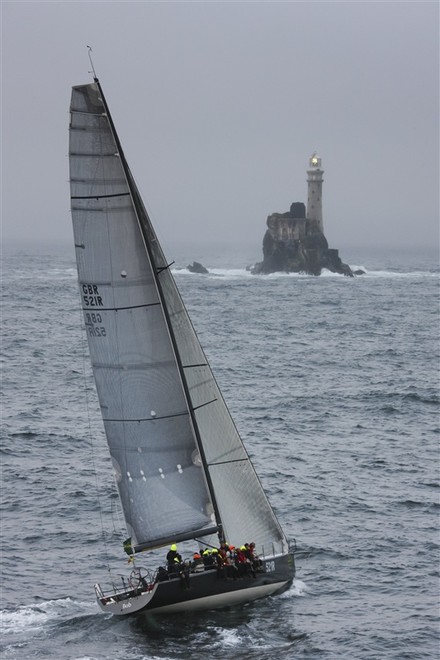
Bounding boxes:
286 578 308 597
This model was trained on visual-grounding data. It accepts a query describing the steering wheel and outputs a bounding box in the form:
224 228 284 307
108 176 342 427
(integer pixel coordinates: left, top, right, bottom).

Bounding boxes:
128 567 149 590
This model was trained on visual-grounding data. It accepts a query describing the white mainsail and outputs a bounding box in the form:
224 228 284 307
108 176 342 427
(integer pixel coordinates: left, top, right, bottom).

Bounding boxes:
69 82 288 556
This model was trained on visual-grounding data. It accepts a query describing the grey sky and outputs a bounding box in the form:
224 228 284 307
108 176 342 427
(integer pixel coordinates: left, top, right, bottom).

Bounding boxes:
2 1 439 253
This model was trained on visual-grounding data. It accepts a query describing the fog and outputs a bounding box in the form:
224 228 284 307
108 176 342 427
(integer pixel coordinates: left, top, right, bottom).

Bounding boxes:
2 1 439 254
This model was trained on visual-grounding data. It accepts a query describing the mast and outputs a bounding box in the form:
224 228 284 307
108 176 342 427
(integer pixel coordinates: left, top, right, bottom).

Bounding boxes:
93 78 225 544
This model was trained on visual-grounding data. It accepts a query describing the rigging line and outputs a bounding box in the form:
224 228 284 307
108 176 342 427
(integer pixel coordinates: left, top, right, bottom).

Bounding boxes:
86 45 97 80
156 262 175 274
110 497 126 548
98 108 133 550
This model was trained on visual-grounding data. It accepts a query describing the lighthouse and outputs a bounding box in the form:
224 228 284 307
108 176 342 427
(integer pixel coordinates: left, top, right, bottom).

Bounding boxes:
306 153 324 233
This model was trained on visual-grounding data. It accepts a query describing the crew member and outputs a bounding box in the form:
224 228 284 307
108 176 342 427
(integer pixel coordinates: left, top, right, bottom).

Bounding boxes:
166 543 182 572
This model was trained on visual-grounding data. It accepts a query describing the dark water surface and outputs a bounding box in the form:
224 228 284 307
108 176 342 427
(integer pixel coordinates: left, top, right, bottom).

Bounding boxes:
2 244 439 659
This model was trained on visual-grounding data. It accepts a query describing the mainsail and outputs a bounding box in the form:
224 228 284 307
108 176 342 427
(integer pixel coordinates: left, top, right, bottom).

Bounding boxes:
69 81 288 556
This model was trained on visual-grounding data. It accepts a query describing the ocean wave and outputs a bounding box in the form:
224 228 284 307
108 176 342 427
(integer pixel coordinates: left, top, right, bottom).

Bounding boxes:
1 599 97 636
2 247 439 659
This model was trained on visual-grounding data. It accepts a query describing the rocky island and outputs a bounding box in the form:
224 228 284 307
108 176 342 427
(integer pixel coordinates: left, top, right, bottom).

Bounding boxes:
252 155 353 277
187 261 209 274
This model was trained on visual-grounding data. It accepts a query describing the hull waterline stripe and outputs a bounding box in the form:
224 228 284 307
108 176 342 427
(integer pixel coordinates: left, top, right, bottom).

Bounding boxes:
137 581 290 615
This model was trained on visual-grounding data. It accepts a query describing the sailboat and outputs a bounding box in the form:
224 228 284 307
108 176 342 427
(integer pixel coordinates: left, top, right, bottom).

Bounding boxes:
69 77 295 615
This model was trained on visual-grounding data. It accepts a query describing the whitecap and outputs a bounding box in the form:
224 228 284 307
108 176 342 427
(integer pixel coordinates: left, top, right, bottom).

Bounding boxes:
211 625 243 648
278 578 308 598
1 598 97 635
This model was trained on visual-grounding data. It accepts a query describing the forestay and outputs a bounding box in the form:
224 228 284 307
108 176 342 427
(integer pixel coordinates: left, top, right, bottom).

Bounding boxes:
69 82 288 556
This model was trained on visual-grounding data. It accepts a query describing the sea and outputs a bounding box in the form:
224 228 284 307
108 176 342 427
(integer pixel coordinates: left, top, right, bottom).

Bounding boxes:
1 241 439 659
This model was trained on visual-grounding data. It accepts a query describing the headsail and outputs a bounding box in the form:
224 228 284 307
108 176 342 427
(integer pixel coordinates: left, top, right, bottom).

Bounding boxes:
69 81 288 556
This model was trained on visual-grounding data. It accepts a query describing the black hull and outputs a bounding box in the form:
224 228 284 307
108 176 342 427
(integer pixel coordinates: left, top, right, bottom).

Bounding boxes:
96 551 295 616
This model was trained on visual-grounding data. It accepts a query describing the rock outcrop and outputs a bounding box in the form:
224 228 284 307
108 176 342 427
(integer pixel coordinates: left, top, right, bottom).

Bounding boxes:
187 261 209 274
252 202 353 276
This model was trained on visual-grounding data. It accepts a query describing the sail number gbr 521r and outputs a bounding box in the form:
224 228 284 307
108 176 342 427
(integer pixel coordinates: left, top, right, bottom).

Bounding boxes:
82 285 107 337
81 284 103 307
